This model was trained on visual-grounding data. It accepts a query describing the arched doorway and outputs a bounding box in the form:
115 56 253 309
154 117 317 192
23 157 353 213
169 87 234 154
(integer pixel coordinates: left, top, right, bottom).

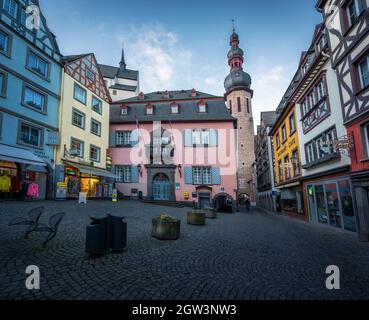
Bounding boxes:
213 193 234 213
152 173 171 201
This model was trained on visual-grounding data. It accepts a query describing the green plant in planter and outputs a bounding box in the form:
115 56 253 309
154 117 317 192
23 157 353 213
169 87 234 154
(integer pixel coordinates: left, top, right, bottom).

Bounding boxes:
152 214 180 240
187 209 206 226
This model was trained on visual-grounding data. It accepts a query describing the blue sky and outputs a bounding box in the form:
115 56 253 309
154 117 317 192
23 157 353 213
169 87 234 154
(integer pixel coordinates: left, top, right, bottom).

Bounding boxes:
40 0 322 128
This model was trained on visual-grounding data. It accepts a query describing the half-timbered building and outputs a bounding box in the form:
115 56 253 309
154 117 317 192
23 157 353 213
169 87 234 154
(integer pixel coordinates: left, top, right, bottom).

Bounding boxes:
54 53 116 200
317 0 369 240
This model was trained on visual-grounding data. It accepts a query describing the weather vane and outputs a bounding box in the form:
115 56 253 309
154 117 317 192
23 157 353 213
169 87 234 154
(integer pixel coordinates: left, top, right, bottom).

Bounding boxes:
232 19 235 32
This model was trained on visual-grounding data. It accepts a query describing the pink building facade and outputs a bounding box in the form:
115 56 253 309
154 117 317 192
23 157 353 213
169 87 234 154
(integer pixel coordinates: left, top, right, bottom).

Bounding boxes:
108 90 238 211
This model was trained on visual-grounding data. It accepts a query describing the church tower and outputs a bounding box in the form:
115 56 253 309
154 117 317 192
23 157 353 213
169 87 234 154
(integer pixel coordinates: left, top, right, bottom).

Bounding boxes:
224 28 256 202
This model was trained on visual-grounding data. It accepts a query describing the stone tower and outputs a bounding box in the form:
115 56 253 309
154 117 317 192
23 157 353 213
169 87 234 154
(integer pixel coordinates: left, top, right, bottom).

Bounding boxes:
224 29 256 202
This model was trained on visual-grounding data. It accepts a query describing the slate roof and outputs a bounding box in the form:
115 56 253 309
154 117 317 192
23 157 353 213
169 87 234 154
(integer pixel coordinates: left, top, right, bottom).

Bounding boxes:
110 84 138 92
98 64 139 81
260 111 277 127
116 90 219 104
62 54 90 64
110 95 235 123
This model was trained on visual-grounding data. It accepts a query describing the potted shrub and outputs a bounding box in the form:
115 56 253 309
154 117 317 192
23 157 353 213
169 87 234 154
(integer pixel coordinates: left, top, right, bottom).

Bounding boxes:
187 210 206 226
152 214 181 240
204 207 217 219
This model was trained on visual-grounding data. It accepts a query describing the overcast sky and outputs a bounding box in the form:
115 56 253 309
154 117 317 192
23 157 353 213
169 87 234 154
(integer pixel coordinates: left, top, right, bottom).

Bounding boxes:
40 0 323 130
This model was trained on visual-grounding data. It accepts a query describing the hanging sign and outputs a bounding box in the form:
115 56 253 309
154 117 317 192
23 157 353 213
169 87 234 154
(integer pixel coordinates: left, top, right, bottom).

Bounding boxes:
112 189 118 202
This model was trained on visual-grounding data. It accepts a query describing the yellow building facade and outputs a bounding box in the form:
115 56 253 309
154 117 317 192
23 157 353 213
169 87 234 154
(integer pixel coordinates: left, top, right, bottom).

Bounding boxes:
271 102 305 218
55 54 114 199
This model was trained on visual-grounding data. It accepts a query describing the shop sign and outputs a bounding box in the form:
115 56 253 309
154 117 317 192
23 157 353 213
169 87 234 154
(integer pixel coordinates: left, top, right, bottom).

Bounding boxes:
192 192 198 198
176 183 181 190
183 192 190 200
321 135 354 153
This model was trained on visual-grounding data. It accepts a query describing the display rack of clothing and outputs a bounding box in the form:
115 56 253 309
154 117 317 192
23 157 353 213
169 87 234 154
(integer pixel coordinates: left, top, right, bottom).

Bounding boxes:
22 181 40 200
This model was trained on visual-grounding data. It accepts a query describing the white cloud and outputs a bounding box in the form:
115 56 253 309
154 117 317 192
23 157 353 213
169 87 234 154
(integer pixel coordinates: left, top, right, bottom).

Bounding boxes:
116 23 193 92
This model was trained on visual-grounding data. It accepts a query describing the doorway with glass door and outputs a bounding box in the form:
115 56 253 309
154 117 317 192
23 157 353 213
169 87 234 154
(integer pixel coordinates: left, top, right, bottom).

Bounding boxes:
306 178 356 232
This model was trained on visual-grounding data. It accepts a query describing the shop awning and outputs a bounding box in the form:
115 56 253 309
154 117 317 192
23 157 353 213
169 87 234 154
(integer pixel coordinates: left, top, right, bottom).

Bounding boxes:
0 144 46 167
27 165 48 173
64 162 118 179
278 181 300 189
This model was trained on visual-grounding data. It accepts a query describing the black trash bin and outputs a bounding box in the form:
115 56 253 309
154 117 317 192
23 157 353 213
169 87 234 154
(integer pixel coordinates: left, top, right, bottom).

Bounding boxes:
108 214 127 252
85 216 109 255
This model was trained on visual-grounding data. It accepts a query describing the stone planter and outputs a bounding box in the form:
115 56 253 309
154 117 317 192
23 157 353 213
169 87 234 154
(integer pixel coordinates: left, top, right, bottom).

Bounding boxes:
204 208 217 219
187 211 206 226
152 217 181 240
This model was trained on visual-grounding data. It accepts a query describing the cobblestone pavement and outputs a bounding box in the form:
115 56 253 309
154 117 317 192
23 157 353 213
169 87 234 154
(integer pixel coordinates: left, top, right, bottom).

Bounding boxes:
0 200 369 300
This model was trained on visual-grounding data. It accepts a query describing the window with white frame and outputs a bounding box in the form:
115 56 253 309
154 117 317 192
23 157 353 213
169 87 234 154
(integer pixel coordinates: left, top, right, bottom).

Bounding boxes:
89 145 101 162
193 167 212 185
146 106 154 115
192 130 201 146
302 99 308 116
74 83 87 104
70 138 84 157
276 134 280 149
19 123 41 147
171 104 179 114
278 160 283 182
306 142 315 163
91 119 101 136
121 107 128 115
316 136 325 159
115 166 132 183
308 91 316 108
3 0 18 19
23 86 46 111
92 96 102 114
27 51 49 78
292 149 300 176
72 109 85 129
116 131 131 146
198 102 207 113
359 55 369 89
316 79 326 101
347 0 361 27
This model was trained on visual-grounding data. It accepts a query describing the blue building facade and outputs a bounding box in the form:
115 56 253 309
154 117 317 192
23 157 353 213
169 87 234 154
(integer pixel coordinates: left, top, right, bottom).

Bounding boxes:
0 0 62 199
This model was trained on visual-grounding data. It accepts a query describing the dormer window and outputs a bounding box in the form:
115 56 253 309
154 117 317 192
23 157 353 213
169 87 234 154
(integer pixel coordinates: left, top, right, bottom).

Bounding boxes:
121 105 128 116
146 104 154 115
198 101 207 113
164 90 170 99
191 89 197 97
171 103 179 114
139 92 145 100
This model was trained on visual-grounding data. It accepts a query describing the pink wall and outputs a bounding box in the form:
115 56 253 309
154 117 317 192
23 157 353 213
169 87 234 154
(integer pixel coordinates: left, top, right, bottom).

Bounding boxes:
109 121 238 202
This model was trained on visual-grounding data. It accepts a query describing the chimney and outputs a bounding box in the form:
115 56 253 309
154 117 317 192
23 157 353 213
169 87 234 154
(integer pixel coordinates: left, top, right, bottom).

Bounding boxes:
139 92 145 100
191 88 197 97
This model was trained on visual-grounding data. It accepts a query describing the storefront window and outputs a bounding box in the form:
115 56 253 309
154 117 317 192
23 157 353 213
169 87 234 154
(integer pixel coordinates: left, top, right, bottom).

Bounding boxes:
339 180 356 232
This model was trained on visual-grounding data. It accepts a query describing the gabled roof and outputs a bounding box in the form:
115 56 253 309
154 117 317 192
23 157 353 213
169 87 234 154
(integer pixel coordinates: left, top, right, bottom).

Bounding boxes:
98 64 139 81
62 54 90 64
116 90 219 104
